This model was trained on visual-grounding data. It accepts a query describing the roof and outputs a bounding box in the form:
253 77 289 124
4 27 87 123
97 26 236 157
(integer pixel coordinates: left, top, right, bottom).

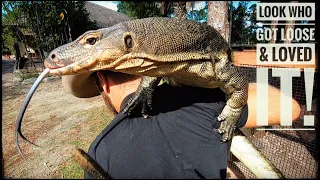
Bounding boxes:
84 1 131 28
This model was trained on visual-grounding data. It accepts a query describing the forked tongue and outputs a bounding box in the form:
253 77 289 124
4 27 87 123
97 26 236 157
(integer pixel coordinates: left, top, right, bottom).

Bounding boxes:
15 68 51 157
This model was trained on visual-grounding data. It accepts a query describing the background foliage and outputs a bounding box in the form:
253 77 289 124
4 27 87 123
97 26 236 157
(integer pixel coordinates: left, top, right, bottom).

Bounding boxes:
2 1 97 57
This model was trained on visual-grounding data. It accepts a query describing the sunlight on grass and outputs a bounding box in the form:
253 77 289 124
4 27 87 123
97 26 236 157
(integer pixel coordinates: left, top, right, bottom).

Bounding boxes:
58 158 84 179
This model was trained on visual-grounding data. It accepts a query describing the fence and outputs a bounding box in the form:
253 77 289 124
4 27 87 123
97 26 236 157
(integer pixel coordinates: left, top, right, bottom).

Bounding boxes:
228 65 318 178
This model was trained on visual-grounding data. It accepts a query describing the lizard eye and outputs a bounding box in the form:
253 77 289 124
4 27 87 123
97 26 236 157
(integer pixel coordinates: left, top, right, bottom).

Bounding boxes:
124 35 133 49
86 37 97 45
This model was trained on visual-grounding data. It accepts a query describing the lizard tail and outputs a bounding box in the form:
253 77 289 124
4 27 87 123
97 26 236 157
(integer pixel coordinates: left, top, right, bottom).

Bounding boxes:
71 147 113 179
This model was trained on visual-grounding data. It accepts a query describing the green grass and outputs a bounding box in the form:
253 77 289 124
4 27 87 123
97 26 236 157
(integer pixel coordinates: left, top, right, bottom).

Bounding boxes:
21 72 40 79
85 108 113 133
58 107 114 179
57 158 84 179
13 70 40 80
14 69 58 81
71 141 82 146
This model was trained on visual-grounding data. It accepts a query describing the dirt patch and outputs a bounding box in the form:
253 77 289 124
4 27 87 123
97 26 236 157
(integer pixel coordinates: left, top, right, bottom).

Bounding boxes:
2 60 114 178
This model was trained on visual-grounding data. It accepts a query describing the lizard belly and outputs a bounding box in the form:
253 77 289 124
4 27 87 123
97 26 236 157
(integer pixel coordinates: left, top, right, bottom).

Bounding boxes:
168 60 220 89
116 59 220 89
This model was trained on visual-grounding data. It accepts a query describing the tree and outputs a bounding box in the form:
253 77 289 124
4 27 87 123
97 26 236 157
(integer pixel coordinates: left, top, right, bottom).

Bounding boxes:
2 1 24 55
18 1 97 51
2 26 15 55
269 20 278 44
173 2 187 19
284 1 298 44
187 2 208 23
117 2 163 19
207 1 230 43
117 1 207 23
227 1 257 45
2 1 98 69
2 1 98 70
161 1 169 17
3 1 31 68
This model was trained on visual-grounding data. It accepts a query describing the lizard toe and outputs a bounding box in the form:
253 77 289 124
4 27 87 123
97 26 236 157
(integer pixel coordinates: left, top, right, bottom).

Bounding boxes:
218 119 237 143
222 125 237 143
141 100 150 118
217 115 225 122
123 90 142 115
122 82 155 118
214 128 225 134
221 132 232 143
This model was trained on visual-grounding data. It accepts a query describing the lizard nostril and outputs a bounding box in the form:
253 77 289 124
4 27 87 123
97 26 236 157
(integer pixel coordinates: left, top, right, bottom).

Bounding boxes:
51 54 56 59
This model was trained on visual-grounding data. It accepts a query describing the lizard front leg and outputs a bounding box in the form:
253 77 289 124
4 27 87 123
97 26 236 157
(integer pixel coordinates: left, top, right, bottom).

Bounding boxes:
123 76 161 118
215 56 249 142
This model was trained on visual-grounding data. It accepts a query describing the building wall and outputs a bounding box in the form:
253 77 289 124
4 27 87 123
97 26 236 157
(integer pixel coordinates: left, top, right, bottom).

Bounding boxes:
17 41 41 59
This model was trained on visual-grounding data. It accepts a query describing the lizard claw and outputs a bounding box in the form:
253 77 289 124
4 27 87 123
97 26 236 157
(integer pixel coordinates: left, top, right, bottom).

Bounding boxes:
216 108 242 143
217 116 225 122
217 120 238 143
123 84 154 118
220 126 237 143
123 93 139 115
214 129 225 134
122 76 160 118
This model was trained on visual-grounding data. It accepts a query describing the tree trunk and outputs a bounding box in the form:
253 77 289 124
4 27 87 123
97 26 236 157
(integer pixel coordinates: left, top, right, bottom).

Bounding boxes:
284 1 297 44
161 1 169 17
269 20 278 44
207 1 230 43
186 2 194 12
186 2 195 20
11 26 22 70
284 21 295 44
229 1 233 44
13 42 21 70
174 1 187 20
38 47 45 70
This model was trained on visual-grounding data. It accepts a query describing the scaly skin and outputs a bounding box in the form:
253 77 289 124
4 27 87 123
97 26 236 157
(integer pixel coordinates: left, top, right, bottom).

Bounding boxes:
44 17 248 141
71 147 112 179
44 17 249 173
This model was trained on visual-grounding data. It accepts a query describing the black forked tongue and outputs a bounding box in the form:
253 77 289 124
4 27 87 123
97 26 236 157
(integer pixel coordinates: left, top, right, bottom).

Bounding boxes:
15 68 50 157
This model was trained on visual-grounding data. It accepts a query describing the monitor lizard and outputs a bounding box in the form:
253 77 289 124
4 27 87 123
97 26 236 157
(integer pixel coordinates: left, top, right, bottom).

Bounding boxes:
12 16 250 179
41 17 249 178
43 17 249 143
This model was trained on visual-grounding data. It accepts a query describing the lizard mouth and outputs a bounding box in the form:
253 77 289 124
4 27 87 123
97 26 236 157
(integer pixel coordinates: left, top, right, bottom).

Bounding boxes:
44 57 92 75
44 57 68 70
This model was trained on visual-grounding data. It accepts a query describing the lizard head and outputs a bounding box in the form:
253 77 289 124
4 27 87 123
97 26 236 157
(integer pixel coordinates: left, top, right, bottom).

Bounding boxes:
44 17 231 76
44 23 135 75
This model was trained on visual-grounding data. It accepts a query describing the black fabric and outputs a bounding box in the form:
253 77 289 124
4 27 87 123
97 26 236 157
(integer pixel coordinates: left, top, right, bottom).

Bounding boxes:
84 84 248 179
